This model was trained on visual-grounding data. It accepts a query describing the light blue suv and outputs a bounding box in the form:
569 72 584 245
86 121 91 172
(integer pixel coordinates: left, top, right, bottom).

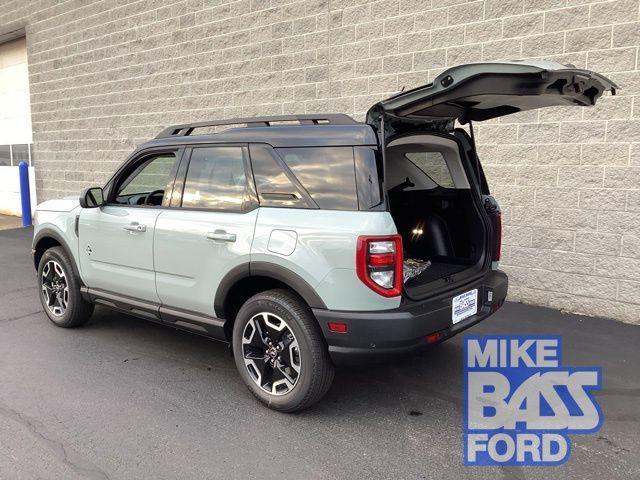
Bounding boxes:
32 61 615 411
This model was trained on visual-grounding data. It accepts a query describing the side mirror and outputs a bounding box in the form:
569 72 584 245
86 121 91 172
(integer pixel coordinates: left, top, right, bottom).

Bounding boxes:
79 187 104 208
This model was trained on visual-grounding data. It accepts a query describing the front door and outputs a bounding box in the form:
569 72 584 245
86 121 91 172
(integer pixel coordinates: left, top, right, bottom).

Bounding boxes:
154 145 258 318
78 149 181 303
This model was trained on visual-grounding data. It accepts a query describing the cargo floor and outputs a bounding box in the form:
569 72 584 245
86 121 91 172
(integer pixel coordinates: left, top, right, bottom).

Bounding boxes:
405 260 469 286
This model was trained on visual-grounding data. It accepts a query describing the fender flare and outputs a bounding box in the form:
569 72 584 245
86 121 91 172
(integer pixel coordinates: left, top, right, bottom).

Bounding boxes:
33 227 82 281
214 261 327 318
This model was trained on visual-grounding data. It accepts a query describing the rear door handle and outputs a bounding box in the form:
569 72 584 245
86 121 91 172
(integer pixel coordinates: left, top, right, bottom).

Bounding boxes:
123 222 146 233
207 230 236 242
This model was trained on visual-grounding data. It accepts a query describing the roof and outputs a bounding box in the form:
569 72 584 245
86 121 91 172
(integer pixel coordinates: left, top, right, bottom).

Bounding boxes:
138 114 378 150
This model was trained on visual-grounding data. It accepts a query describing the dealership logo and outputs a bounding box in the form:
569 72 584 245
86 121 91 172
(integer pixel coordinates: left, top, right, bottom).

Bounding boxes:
464 336 602 466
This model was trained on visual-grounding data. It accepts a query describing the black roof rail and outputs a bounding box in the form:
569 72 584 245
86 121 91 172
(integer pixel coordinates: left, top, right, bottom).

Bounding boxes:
155 114 359 139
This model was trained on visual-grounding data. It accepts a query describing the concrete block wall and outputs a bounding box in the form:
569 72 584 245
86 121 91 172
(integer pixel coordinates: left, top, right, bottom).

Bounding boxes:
1 0 639 323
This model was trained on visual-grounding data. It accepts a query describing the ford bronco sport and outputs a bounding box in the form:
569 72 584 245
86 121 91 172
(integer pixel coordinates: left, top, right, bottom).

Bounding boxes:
32 61 616 411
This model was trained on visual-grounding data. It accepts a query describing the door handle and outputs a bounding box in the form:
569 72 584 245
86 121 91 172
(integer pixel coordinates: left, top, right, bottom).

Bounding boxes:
123 222 146 233
207 230 236 242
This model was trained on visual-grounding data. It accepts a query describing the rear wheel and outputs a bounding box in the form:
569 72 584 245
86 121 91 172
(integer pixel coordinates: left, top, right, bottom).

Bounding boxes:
232 289 334 412
38 247 94 328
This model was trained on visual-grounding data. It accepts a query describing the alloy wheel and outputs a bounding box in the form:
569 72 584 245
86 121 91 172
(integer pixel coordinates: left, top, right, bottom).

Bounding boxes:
242 312 301 395
41 260 69 317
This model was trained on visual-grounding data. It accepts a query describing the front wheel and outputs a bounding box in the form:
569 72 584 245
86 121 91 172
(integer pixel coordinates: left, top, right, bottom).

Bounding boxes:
232 289 334 412
38 246 94 328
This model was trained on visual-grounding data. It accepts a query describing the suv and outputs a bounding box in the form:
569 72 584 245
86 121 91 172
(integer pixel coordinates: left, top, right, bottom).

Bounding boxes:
33 61 615 412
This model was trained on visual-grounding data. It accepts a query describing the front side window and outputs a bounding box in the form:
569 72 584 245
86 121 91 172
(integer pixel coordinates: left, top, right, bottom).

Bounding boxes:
114 152 178 206
275 147 358 211
181 146 248 211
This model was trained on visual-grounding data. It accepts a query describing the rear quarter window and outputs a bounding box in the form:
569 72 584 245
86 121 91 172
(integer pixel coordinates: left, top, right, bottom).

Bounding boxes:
249 144 309 208
275 147 358 211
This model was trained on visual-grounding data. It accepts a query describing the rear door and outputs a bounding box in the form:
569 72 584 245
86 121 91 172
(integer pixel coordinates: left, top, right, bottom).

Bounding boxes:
78 149 181 303
153 145 258 329
367 60 617 138
367 60 616 270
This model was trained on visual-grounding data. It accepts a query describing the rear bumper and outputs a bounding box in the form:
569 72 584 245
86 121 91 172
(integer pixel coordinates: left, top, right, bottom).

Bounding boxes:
313 270 508 365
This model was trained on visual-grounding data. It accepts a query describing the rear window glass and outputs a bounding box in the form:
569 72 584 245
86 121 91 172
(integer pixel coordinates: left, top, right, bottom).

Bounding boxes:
276 147 358 211
405 152 455 188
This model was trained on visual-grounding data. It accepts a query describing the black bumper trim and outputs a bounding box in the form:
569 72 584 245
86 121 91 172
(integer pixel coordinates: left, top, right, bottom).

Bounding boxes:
313 269 508 365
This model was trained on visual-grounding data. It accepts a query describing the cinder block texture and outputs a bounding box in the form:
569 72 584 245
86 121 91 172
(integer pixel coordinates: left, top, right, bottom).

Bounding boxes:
1 0 639 323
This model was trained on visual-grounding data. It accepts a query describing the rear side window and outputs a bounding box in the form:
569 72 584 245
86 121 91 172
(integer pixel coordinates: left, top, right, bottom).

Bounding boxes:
405 152 455 188
182 146 247 211
276 147 358 211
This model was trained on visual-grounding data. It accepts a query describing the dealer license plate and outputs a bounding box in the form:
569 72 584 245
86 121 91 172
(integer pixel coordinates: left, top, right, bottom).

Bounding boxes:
452 289 478 324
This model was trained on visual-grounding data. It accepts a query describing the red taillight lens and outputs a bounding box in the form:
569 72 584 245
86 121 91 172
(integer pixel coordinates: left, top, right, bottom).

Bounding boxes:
356 235 403 297
369 252 395 266
492 212 502 262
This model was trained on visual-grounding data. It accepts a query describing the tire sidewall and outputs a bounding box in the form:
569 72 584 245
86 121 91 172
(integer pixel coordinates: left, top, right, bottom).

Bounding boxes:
37 247 79 327
232 294 317 410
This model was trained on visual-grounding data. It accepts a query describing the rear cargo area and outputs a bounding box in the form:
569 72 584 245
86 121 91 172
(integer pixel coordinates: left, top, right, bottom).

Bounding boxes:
385 134 487 297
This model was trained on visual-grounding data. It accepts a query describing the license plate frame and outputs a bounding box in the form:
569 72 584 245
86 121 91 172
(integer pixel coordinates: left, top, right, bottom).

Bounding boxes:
452 289 478 325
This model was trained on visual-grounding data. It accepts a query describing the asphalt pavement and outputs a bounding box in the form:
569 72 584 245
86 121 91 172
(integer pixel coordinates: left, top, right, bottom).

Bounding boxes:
0 227 638 479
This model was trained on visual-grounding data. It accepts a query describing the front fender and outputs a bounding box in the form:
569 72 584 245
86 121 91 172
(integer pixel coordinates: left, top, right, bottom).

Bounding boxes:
33 213 82 281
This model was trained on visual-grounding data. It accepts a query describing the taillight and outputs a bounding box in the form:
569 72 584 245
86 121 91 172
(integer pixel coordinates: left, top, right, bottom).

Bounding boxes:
491 212 502 262
356 235 403 297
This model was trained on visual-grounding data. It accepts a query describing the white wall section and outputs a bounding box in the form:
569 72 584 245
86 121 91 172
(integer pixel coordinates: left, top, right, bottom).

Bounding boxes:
0 37 35 216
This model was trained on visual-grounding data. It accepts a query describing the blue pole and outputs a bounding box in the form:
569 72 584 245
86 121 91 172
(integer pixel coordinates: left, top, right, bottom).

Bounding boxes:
18 161 32 227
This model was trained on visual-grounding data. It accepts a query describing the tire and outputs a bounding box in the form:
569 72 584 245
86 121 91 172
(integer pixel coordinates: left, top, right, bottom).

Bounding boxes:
232 289 334 412
37 246 94 328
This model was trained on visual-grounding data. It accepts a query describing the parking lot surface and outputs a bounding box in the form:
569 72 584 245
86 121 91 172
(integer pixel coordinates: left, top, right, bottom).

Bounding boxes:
0 227 638 479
